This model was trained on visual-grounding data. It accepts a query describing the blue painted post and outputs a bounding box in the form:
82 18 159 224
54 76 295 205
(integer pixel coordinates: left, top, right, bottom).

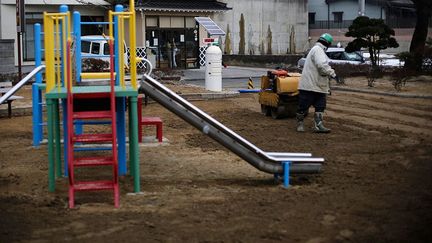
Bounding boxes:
283 161 291 188
73 11 82 83
32 85 40 147
114 5 127 175
73 11 83 135
32 23 42 147
34 24 42 83
35 23 44 143
117 97 127 175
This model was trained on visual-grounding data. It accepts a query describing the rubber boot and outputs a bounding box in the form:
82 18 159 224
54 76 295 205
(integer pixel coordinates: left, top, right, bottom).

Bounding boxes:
313 112 331 133
296 113 305 132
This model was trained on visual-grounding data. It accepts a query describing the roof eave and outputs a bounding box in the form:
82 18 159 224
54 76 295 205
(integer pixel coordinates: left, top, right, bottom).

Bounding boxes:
136 7 231 13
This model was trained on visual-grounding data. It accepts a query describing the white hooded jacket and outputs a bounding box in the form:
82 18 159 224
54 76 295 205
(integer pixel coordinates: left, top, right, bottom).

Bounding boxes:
298 42 335 94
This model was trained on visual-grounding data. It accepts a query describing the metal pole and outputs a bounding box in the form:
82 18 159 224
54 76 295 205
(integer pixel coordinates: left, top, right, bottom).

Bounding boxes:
17 32 22 81
358 0 365 16
16 0 23 81
327 3 330 29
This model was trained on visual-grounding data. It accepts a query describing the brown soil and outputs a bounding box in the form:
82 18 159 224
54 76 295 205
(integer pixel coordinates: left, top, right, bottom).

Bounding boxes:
1 77 431 242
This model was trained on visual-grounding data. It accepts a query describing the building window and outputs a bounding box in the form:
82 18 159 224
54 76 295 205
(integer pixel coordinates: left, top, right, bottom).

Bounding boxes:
159 17 171 28
333 12 343 23
146 16 158 27
171 17 185 28
81 16 104 36
23 12 43 61
308 12 316 24
185 17 196 28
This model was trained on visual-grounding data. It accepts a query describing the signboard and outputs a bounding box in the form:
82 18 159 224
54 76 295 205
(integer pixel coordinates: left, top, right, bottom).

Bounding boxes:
16 0 25 33
203 38 218 44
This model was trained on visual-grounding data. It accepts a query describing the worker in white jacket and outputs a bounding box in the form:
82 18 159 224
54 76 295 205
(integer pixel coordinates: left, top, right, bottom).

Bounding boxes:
296 33 338 133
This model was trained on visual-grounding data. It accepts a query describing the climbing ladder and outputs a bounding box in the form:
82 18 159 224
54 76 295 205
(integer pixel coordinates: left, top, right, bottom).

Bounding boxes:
65 39 119 208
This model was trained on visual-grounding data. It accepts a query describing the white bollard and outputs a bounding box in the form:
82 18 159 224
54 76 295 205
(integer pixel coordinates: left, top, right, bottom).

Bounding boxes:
205 45 222 92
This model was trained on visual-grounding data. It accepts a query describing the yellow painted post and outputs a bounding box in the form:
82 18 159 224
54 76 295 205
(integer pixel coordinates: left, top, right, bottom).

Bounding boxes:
62 16 68 90
108 11 113 39
129 0 137 89
66 12 72 90
44 13 55 92
55 17 61 90
120 15 125 89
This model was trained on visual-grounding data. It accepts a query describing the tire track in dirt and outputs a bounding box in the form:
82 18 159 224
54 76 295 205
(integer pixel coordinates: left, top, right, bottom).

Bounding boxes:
327 92 432 136
329 92 432 116
329 104 431 128
327 110 431 136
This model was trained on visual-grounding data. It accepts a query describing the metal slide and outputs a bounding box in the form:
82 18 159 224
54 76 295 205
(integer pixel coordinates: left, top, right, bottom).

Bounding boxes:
141 74 324 174
0 65 45 105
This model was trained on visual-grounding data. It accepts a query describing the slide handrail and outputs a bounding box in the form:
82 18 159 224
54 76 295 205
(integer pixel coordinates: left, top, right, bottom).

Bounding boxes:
0 65 46 105
141 74 324 174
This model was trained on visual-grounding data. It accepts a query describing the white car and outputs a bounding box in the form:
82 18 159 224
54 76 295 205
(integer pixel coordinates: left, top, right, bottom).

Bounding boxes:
363 53 404 67
80 35 128 64
297 47 365 69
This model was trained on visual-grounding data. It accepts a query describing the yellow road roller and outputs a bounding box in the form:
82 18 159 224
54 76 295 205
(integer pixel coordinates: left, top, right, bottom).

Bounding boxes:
259 69 300 119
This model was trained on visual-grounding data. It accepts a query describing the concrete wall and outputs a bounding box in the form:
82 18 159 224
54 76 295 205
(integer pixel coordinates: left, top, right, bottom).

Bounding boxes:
0 1 109 66
309 0 384 21
309 28 432 54
213 0 308 55
0 39 15 74
223 54 303 68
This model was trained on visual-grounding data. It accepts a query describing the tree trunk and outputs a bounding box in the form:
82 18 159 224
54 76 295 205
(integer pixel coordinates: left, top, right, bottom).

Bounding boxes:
407 0 432 70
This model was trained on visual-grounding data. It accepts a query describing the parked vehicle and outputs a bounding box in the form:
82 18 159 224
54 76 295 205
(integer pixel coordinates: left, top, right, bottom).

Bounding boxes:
80 35 128 64
297 47 365 69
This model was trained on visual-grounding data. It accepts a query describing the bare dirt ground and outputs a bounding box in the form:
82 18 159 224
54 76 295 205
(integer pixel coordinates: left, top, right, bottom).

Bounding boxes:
1 76 431 242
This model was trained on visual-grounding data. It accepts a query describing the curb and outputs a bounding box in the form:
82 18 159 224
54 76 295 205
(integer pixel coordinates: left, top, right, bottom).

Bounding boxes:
183 76 262 82
331 86 432 99
0 91 240 118
181 91 240 100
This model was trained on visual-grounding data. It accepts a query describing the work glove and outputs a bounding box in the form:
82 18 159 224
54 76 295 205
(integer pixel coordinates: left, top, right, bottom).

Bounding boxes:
331 74 339 83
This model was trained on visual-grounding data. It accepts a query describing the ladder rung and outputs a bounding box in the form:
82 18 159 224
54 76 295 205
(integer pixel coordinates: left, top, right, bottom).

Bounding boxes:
81 21 111 25
74 156 114 167
73 181 115 191
81 72 116 80
74 121 111 125
73 111 112 119
74 147 112 152
73 133 112 143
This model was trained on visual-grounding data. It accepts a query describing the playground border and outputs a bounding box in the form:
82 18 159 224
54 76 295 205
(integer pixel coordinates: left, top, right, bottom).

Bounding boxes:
0 91 240 118
331 86 432 99
2 85 431 118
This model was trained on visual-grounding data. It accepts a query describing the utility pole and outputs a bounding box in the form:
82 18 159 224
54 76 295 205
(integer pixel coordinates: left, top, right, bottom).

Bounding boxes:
358 0 365 16
16 0 25 81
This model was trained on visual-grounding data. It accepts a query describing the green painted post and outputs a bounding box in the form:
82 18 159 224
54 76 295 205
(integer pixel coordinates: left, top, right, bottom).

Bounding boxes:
129 96 140 192
54 99 62 178
47 99 55 192
128 98 134 176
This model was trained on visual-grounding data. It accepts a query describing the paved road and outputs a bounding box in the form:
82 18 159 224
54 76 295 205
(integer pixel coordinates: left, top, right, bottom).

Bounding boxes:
185 77 261 91
183 66 268 91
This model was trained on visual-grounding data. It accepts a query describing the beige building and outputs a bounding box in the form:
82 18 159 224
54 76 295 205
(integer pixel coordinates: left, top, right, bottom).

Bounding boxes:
0 0 309 69
0 0 111 65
